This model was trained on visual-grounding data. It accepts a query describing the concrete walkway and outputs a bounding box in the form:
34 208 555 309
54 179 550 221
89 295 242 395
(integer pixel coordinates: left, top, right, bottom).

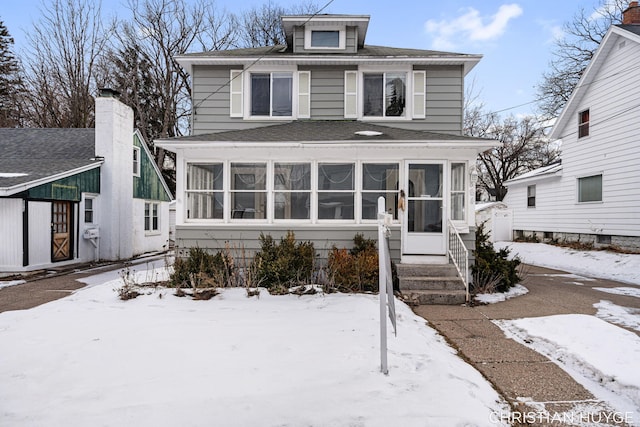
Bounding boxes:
413 265 640 426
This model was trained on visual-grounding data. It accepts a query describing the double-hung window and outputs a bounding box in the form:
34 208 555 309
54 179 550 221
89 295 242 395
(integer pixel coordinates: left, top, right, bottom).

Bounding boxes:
84 197 95 223
318 163 354 220
527 185 536 207
450 163 466 220
361 163 399 220
186 163 224 219
251 72 293 117
231 163 267 219
133 146 141 176
578 109 590 138
363 72 406 117
145 202 159 232
274 163 311 220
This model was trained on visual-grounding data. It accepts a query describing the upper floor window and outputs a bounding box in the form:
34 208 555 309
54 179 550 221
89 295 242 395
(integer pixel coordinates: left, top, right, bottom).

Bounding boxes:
304 26 345 50
527 185 536 207
578 174 602 203
578 109 590 138
133 146 141 176
251 72 292 117
363 72 406 117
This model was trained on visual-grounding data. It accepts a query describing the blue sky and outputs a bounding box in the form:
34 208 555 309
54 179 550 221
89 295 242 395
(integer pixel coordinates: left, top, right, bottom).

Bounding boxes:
1 0 611 116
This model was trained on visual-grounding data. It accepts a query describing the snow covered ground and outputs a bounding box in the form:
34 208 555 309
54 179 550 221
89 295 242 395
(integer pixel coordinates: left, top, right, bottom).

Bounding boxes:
492 242 640 423
0 267 508 427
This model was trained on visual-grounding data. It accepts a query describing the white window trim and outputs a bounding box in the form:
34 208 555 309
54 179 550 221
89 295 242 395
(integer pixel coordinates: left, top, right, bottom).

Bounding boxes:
133 146 141 177
229 161 268 223
304 25 346 50
144 201 160 234
576 173 603 204
83 194 98 225
243 65 298 120
357 65 413 121
359 161 400 222
185 162 225 222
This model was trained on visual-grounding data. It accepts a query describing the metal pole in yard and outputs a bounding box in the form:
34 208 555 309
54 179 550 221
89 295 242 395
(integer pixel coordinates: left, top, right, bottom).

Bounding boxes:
377 196 388 375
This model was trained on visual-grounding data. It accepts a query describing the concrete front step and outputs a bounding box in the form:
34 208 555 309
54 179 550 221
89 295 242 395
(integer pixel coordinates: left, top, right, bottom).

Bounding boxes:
396 263 459 277
399 276 465 291
401 289 467 305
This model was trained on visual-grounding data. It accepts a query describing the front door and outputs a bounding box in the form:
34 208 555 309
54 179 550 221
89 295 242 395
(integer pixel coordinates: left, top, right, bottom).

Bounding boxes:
52 201 72 262
402 161 446 255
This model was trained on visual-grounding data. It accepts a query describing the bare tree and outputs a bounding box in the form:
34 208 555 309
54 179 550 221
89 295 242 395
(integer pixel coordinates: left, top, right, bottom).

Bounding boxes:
237 1 319 48
465 107 559 201
22 0 113 127
536 0 626 118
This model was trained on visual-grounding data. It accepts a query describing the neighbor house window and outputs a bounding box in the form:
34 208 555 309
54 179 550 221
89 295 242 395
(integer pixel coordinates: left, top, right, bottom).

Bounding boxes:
450 163 466 220
363 72 406 117
133 146 141 176
274 163 311 220
145 202 159 232
251 72 292 117
84 197 95 223
231 163 267 219
578 109 590 138
362 163 399 220
186 163 224 219
318 163 354 220
527 185 536 207
578 174 602 202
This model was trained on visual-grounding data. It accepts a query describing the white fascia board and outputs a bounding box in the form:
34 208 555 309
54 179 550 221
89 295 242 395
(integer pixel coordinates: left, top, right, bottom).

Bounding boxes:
175 55 482 75
155 139 496 151
504 169 563 187
0 162 103 197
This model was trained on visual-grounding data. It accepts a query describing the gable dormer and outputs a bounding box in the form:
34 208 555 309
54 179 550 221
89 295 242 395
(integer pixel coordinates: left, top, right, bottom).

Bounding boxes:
281 15 370 54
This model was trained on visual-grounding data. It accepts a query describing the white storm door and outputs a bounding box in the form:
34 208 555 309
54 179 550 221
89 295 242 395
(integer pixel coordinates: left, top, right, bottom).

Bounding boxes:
402 161 446 255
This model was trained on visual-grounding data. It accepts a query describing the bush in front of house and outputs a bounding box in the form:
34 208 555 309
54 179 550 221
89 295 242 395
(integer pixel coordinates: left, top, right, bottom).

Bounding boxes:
471 222 521 294
170 246 234 288
253 231 316 290
327 234 380 293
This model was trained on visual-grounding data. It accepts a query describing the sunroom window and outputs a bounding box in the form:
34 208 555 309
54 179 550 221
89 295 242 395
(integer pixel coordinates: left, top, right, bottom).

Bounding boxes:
251 72 292 117
450 163 466 220
363 73 406 117
274 163 311 220
186 163 224 219
362 163 399 220
318 163 354 220
231 163 267 219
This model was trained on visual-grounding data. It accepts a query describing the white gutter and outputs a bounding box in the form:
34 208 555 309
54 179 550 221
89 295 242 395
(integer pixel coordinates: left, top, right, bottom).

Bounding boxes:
0 162 103 197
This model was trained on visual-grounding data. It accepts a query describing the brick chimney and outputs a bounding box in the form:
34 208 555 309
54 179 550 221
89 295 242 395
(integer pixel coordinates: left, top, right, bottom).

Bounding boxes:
623 1 640 24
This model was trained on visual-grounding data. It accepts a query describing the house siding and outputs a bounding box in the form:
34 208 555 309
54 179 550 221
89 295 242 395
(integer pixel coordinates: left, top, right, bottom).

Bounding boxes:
133 133 172 202
506 31 640 245
0 199 23 269
192 64 464 135
175 224 401 263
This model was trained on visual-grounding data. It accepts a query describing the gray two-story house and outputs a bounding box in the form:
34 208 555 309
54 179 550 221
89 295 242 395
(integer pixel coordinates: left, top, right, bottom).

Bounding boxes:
157 14 493 275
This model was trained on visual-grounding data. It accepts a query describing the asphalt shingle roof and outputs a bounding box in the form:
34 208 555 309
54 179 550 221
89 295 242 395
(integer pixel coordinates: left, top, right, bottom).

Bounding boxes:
160 120 492 144
617 24 640 36
0 128 99 190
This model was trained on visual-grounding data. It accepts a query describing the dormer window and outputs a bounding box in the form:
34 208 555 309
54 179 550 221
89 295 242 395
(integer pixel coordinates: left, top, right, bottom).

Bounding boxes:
304 26 346 50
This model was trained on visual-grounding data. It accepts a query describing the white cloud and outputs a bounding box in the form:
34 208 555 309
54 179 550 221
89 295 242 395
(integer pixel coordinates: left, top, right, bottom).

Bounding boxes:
425 4 523 50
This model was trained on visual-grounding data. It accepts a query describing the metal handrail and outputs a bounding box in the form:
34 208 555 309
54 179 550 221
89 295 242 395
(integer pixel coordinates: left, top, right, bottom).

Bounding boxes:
447 219 469 303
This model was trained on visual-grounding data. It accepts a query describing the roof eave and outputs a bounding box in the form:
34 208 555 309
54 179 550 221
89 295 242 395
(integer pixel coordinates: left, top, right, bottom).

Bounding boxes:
0 162 103 197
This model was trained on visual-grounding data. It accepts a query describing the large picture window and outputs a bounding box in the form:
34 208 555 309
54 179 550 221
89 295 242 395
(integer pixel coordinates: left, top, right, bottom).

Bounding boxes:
318 163 354 220
362 163 399 220
231 163 267 219
274 163 311 220
186 164 224 219
578 174 602 203
363 72 406 117
251 72 292 117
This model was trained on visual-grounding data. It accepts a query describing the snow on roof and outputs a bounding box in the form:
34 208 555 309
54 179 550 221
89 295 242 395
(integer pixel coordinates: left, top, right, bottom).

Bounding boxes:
504 162 562 185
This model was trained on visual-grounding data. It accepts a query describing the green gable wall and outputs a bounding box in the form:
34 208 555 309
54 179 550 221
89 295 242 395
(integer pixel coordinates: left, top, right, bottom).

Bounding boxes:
22 167 100 201
133 133 172 202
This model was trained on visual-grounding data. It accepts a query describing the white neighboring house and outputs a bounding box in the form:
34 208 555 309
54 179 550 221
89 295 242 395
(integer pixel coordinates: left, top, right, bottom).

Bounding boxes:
475 202 512 243
0 91 173 273
504 2 640 251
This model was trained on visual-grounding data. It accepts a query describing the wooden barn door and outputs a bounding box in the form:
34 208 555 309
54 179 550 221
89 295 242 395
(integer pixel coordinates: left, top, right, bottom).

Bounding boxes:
52 201 72 262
